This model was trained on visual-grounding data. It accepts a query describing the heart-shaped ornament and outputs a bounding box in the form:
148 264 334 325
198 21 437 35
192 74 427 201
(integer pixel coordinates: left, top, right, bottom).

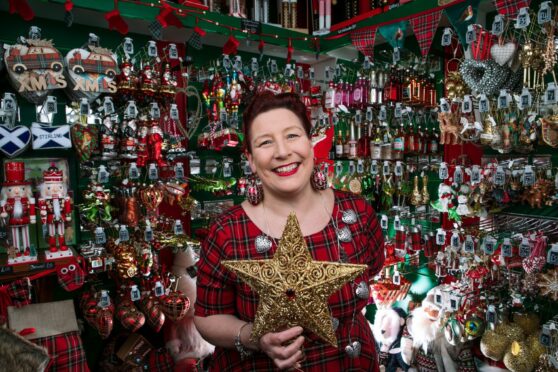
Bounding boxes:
96 306 114 339
490 42 517 66
117 301 145 333
140 297 165 332
0 125 31 158
71 123 98 162
160 291 190 322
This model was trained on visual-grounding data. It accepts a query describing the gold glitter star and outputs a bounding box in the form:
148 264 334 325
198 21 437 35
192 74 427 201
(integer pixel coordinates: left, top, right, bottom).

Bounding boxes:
222 213 367 347
538 268 558 301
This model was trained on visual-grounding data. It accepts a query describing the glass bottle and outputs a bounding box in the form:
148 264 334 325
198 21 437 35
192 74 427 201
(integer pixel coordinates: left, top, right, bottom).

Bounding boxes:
334 80 344 107
353 78 363 109
358 121 370 158
369 70 378 104
406 121 416 155
392 122 405 159
348 120 358 159
343 128 351 158
381 121 393 160
335 129 344 159
402 71 412 103
324 81 336 109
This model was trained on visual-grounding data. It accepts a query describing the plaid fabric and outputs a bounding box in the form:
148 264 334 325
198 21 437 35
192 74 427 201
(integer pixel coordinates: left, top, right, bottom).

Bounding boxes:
395 229 407 251
0 277 32 324
493 0 530 18
409 10 443 57
33 331 89 372
416 348 438 372
147 348 174 371
350 26 377 59
196 190 384 372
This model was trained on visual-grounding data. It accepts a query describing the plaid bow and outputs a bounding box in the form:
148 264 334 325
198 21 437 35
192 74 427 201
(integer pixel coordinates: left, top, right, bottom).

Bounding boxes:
350 26 377 58
0 277 32 324
409 10 443 57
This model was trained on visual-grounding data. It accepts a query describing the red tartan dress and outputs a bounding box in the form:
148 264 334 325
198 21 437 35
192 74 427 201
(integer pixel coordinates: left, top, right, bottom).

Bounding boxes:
196 190 385 371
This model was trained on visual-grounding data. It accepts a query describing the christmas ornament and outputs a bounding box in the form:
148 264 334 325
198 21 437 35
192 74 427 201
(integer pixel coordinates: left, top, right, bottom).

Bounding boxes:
188 26 205 50
116 300 145 332
0 125 31 158
115 242 138 279
140 297 165 332
512 313 540 335
105 4 128 35
459 59 510 96
503 341 536 372
160 291 190 322
222 213 366 347
538 268 558 301
70 123 98 162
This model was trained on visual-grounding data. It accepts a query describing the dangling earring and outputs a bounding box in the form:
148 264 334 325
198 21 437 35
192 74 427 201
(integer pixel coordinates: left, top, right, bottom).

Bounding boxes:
311 166 328 191
247 174 263 205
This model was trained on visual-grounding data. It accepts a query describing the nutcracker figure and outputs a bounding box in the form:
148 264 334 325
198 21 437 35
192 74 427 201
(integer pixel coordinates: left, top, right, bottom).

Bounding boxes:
0 162 36 260
38 163 72 255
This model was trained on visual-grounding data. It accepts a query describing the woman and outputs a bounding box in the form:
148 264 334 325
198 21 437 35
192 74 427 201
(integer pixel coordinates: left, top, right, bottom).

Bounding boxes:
194 92 385 371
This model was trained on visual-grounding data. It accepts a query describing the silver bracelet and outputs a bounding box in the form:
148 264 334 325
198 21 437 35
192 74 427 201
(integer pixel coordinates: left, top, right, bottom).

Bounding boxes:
234 322 253 360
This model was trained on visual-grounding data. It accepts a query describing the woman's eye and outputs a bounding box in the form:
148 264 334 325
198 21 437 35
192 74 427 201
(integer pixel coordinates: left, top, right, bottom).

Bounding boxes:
258 140 272 147
287 133 300 139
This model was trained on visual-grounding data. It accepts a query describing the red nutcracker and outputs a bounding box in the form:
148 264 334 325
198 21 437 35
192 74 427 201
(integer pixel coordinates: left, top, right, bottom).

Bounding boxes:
0 162 36 258
38 163 72 253
148 120 167 167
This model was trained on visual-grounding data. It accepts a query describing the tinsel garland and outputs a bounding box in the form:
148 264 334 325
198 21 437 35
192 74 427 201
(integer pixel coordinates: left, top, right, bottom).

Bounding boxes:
460 59 510 96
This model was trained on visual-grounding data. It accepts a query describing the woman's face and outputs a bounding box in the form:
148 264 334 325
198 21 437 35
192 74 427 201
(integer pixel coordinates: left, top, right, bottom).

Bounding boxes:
247 108 314 198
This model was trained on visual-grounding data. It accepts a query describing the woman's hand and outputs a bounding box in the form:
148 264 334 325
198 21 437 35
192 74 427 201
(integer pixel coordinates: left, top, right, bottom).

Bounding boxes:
258 326 305 370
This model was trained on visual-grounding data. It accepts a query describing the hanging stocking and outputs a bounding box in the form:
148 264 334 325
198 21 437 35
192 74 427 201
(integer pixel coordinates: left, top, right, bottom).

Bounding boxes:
223 34 240 55
105 9 129 35
8 0 34 21
156 4 183 28
188 25 206 50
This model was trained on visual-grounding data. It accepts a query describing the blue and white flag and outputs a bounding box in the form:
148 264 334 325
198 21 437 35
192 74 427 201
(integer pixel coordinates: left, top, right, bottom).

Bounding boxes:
0 124 31 158
32 123 71 150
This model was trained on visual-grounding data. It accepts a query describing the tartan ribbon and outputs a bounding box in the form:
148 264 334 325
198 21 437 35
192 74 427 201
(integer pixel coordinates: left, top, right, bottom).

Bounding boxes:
350 26 377 58
409 9 443 57
493 0 530 18
0 278 32 324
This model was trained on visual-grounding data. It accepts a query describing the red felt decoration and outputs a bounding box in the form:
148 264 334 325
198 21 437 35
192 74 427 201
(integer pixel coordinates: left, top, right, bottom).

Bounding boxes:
8 0 34 21
65 0 74 11
193 26 206 37
286 38 294 63
258 39 265 56
156 4 184 29
105 9 129 35
223 34 240 55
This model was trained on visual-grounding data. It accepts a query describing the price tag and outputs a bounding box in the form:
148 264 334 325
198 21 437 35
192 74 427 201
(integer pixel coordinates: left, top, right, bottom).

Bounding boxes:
80 98 90 115
478 94 489 113
129 162 140 179
498 90 509 109
357 159 364 174
125 101 137 118
223 161 232 177
99 290 111 308
296 66 304 79
123 37 134 55
515 7 530 29
335 162 343 176
270 60 278 74
174 162 185 179
519 87 532 109
355 110 362 124
392 269 401 285
148 164 158 180
233 56 242 70
383 161 391 175
380 214 388 230
545 82 557 104
538 2 552 24
154 281 165 297
463 235 475 253
379 105 387 120
230 111 239 129
95 227 106 245
309 67 315 80
103 96 114 115
119 225 130 242
168 43 178 59
348 161 355 175
547 244 558 265
465 24 476 45
150 102 160 119
324 66 331 81
174 220 184 235
436 228 446 245
451 232 461 248
97 165 109 184
462 95 472 113
491 15 504 36
493 166 505 186
392 47 400 64
440 98 450 113
335 64 341 78
370 160 378 175
483 236 496 255
523 165 535 186
130 285 141 301
147 41 158 57
519 237 531 257
222 55 232 69
441 28 453 46
394 103 402 118
363 56 371 70
471 165 481 184
393 215 401 230
284 63 292 77
394 161 403 176
169 103 179 120
251 57 259 72
144 225 153 241
486 305 497 324
44 96 57 114
220 109 228 123
366 107 373 121
501 238 513 257
453 165 464 184
439 162 449 180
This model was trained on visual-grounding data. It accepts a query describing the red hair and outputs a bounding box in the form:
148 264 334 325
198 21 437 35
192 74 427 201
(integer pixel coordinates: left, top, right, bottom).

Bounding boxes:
242 92 311 153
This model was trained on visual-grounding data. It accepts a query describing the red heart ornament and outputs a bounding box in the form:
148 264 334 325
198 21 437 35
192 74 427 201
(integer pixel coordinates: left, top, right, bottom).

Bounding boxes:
140 297 165 333
71 123 98 162
160 291 190 322
117 302 145 333
96 306 114 339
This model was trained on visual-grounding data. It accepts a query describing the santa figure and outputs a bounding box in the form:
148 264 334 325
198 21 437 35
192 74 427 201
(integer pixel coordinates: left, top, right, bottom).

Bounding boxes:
38 163 72 253
148 120 167 167
0 161 36 258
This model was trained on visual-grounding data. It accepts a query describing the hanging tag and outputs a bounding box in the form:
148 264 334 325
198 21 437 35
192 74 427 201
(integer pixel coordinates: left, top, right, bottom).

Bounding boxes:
383 161 391 175
538 2 552 24
169 103 179 120
307 67 314 81
95 227 106 245
130 285 141 301
379 105 387 120
251 57 258 72
222 55 232 69
148 164 159 180
150 102 160 119
394 103 402 118
80 98 90 115
440 98 450 113
284 63 292 77
357 159 364 174
233 56 242 70
99 290 111 308
523 165 535 186
243 161 252 176
348 161 356 175
392 47 400 64
324 66 331 81
147 40 158 57
486 304 497 324
296 66 304 79
366 107 373 122
545 82 557 105
483 236 496 255
270 59 278 74
392 268 401 285
519 87 532 109
441 28 453 46
436 228 446 245
97 165 109 184
519 237 531 257
44 96 57 114
370 160 378 175
494 166 505 186
439 162 449 180
154 281 165 297
547 244 558 265
497 89 509 109
540 323 554 347
335 162 343 176
394 161 403 176
363 56 371 70
173 220 184 235
219 108 228 124
501 238 513 257
144 223 153 241
103 96 114 115
355 110 362 124
463 235 475 253
462 95 472 113
223 161 232 177
465 24 476 45
173 162 184 179
125 101 138 118
167 43 178 59
119 225 130 242
123 37 134 55
334 64 341 78
393 215 401 231
453 165 464 184
471 165 481 184
492 14 504 36
515 7 530 29
380 214 388 230
451 231 461 249
478 94 489 113
129 162 140 179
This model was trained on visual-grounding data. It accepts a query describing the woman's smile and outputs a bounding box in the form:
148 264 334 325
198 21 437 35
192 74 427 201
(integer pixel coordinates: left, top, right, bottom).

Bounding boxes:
273 162 300 176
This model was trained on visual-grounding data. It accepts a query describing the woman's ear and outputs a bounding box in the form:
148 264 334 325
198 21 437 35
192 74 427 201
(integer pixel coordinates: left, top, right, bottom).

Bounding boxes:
246 152 257 174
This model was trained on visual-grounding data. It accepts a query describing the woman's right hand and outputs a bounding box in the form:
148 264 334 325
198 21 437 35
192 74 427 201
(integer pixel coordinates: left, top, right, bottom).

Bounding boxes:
258 326 305 370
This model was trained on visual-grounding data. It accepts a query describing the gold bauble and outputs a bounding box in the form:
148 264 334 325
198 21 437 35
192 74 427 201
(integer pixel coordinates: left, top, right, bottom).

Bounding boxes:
513 313 540 336
496 322 525 342
446 80 456 91
455 84 465 95
528 332 546 361
503 341 535 372
481 329 509 361
447 88 457 100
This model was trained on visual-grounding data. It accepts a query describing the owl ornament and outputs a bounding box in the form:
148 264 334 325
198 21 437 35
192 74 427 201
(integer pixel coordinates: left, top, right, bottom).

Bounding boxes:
57 258 86 291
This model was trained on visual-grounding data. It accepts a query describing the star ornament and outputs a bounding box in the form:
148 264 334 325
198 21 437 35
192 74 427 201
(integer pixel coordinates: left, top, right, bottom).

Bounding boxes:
221 213 367 347
538 268 558 301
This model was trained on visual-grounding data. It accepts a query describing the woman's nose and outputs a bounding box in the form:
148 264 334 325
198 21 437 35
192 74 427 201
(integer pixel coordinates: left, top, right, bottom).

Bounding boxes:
274 139 291 158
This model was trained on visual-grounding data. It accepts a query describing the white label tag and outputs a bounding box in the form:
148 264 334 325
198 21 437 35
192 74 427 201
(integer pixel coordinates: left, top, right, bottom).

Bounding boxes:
538 2 552 24
394 103 402 118
519 87 532 109
129 163 140 179
154 281 165 297
436 229 446 245
296 66 304 79
95 227 106 245
545 82 557 104
123 37 134 55
170 103 179 120
441 28 452 46
357 159 364 174
519 237 531 257
451 232 460 248
98 166 109 184
363 56 371 70
233 56 242 70
80 99 90 115
501 238 513 257
465 24 476 44
492 15 504 35
463 235 475 253
147 41 158 57
439 162 449 180
148 164 158 180
223 55 232 69
174 163 185 179
130 285 141 301
483 236 496 255
392 47 400 63
440 98 450 113
366 107 373 121
498 90 509 109
394 215 401 230
380 214 388 230
144 226 153 241
547 244 558 265
324 66 331 80
174 220 184 235
125 101 137 118
453 166 463 184
150 102 160 119
394 161 403 176
99 290 110 308
523 165 535 186
251 57 258 72
168 43 178 59
515 7 531 29
462 95 472 113
494 166 505 186
471 165 481 184
379 106 387 120
119 225 130 242
370 160 378 175
478 94 489 113
383 161 390 175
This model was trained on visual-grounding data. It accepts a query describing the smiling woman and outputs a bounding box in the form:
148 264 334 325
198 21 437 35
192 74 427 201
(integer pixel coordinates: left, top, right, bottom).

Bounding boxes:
194 92 385 372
